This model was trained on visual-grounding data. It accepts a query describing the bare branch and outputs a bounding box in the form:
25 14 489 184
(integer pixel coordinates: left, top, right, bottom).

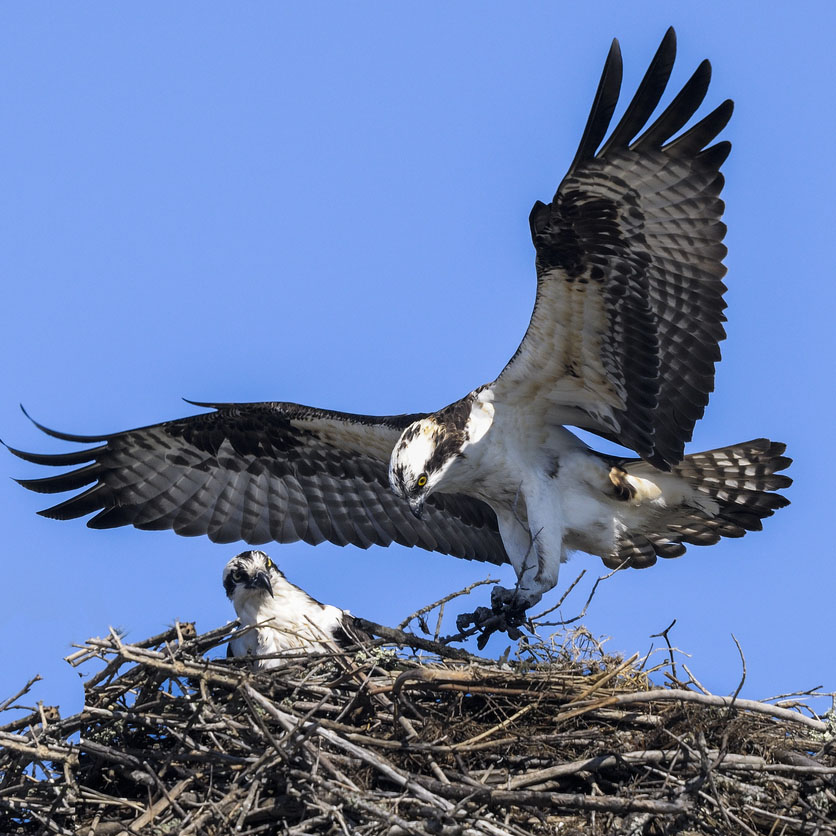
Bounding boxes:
397 577 499 631
649 618 678 683
0 614 832 834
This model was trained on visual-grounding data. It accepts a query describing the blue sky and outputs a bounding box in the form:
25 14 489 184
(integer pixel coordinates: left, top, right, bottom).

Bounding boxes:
2 3 833 716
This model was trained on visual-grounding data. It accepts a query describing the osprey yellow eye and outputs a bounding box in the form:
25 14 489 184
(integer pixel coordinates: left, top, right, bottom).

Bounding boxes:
417 473 428 488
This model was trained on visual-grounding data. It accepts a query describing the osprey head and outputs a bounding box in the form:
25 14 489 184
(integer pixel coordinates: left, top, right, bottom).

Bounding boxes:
223 550 280 603
388 415 466 519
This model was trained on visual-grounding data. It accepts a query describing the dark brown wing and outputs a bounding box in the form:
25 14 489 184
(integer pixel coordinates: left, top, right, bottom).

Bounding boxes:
8 402 507 565
492 28 731 469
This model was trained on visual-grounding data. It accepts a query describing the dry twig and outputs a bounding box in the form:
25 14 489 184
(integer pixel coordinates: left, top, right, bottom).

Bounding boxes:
0 617 832 835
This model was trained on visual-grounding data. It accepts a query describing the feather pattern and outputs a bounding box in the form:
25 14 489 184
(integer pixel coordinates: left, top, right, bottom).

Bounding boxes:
9 403 507 565
605 439 792 568
493 27 732 469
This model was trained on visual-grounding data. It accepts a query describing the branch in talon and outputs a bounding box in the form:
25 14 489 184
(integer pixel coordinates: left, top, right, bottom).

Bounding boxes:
452 601 533 648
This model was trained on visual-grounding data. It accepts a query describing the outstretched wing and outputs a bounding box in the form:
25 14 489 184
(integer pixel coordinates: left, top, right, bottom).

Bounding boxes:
492 28 731 469
8 402 507 564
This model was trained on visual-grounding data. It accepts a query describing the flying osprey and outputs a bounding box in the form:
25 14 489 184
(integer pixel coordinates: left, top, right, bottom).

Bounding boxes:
224 550 361 668
8 29 791 642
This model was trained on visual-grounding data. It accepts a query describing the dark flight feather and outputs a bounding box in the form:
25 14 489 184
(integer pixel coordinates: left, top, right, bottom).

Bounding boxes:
8 403 507 565
497 28 733 469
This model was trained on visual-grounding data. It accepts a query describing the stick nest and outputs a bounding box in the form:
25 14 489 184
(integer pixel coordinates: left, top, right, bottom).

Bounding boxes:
0 618 834 835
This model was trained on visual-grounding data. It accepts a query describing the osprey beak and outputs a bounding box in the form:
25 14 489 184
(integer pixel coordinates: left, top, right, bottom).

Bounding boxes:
249 571 274 597
409 497 424 520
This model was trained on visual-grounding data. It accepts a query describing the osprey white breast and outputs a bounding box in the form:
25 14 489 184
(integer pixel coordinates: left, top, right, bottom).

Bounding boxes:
224 550 355 669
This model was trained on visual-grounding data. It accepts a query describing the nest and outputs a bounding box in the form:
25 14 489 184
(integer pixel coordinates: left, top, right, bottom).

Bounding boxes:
0 607 834 835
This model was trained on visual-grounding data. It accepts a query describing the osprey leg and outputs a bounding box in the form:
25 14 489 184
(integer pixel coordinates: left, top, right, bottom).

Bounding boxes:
455 487 566 646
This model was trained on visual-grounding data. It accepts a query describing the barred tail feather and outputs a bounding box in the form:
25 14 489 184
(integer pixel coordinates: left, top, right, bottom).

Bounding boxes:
608 439 791 569
671 439 792 533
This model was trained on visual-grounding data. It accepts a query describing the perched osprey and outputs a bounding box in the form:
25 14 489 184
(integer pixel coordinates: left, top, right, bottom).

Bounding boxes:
224 549 361 668
8 29 791 641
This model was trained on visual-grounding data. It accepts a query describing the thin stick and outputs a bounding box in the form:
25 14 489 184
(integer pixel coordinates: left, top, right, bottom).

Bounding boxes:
529 569 586 620
649 619 678 683
414 775 688 815
452 703 536 749
727 632 747 716
397 577 498 630
0 675 42 713
563 652 640 706
599 689 828 732
353 618 475 661
536 560 630 628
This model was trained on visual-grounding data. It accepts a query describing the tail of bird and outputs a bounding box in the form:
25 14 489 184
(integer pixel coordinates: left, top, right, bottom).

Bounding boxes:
608 439 792 569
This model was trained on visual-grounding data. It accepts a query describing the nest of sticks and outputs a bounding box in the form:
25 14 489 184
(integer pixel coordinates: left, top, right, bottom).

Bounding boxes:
0 584 834 836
